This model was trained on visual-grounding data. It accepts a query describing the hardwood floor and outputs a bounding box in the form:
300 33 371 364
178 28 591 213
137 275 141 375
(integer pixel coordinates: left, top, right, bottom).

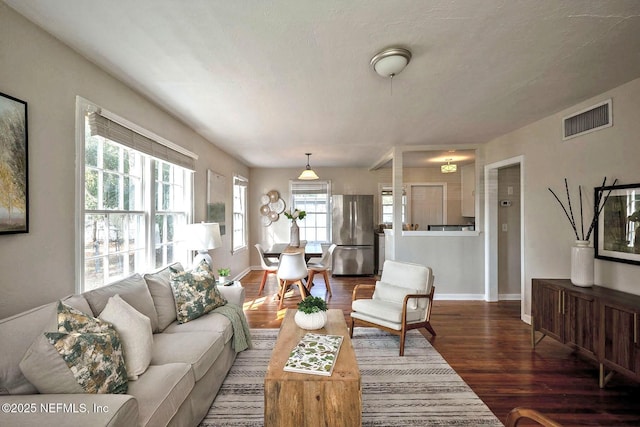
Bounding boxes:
239 270 640 426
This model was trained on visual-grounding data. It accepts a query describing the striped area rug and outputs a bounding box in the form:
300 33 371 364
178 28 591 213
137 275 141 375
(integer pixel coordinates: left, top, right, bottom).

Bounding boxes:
200 328 503 426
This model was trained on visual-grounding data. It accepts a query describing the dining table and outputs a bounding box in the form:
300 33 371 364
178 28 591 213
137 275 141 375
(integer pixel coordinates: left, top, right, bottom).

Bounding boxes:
262 241 324 262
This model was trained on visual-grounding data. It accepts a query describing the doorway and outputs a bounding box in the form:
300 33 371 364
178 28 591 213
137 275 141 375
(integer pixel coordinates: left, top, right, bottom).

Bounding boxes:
497 165 521 300
484 156 526 322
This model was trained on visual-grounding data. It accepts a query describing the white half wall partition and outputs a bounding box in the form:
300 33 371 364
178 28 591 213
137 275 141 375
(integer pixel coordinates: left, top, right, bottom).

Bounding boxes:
387 229 486 299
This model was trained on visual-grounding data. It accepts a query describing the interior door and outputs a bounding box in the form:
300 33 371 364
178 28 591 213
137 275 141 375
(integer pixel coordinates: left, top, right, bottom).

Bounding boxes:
410 185 443 230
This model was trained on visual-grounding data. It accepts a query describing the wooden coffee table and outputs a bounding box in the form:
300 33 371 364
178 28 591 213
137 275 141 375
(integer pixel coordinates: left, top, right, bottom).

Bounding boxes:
264 309 362 426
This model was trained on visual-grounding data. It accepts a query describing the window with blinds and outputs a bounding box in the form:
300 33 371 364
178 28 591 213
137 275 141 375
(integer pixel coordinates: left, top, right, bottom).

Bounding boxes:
290 180 332 243
80 108 194 291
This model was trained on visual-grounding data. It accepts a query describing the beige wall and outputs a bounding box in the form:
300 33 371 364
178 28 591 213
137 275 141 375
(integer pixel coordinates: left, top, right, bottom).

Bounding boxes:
485 76 640 315
0 4 248 318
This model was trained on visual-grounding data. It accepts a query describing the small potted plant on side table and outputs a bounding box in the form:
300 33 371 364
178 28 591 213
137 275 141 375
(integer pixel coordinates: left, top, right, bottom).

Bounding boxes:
217 267 231 284
295 295 328 330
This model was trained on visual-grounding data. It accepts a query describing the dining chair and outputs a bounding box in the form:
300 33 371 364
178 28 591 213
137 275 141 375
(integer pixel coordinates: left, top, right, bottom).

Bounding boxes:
255 243 279 296
307 243 337 297
276 252 309 310
306 243 330 265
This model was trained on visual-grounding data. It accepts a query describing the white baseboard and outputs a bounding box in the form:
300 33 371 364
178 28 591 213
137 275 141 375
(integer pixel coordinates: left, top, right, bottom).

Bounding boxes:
434 293 522 301
498 293 522 301
234 267 252 281
434 294 487 301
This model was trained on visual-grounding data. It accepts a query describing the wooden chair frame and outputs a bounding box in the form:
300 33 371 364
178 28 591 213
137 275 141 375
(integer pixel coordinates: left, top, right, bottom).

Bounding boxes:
307 269 332 297
349 284 436 356
505 407 563 427
277 278 309 310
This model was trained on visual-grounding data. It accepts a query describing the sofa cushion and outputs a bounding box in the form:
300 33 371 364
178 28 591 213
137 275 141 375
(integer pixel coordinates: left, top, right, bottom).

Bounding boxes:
169 260 227 323
144 262 183 331
99 294 153 380
19 330 128 394
18 334 84 394
150 331 225 381
83 273 160 332
126 363 194 427
18 302 128 394
163 312 233 344
373 281 422 310
62 294 94 316
0 296 92 395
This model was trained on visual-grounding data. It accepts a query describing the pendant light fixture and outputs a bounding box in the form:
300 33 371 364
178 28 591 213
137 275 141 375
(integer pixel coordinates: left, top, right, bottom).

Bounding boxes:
298 153 319 180
441 159 457 174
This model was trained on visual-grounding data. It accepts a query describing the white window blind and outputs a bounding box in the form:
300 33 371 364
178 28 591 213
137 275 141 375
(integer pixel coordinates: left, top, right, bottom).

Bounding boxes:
88 112 196 171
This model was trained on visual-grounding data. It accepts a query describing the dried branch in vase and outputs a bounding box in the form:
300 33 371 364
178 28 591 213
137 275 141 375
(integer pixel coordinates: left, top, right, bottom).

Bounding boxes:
548 177 618 242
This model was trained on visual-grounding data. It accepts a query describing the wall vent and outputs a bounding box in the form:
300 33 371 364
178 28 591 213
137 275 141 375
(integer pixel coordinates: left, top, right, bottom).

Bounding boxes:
563 99 612 140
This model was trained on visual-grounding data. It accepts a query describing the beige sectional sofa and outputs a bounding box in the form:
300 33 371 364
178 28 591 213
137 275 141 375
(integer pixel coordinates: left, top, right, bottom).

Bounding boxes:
0 262 247 427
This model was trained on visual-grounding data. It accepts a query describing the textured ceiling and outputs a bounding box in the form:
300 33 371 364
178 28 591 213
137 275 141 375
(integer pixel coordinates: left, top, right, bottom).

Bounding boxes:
6 0 640 168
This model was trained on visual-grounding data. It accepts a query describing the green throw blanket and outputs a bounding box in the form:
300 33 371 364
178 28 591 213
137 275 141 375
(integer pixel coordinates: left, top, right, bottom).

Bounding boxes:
212 303 252 352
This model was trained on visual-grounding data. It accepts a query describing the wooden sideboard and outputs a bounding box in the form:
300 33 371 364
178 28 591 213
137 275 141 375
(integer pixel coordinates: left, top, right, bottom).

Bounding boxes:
531 278 640 387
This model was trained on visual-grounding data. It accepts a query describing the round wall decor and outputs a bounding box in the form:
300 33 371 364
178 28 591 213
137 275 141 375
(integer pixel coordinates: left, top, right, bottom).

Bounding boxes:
259 191 286 226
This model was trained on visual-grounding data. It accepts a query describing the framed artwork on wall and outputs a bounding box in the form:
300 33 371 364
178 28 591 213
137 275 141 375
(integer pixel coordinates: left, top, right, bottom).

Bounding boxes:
595 183 640 266
207 169 226 235
0 91 28 235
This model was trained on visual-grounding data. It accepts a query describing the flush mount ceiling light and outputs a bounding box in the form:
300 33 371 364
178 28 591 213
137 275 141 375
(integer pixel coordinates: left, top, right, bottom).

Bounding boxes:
298 153 319 180
441 159 457 174
370 47 412 78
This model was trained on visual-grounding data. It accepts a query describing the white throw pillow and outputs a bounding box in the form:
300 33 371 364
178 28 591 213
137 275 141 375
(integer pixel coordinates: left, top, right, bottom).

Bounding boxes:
374 281 422 310
99 294 153 380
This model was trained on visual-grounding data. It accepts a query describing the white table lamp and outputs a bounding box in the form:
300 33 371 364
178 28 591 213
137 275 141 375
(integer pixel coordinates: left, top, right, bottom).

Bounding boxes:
183 222 222 267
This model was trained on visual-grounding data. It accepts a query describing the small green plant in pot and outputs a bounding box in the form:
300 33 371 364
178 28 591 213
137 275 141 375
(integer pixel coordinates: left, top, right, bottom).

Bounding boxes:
295 296 328 330
217 267 231 283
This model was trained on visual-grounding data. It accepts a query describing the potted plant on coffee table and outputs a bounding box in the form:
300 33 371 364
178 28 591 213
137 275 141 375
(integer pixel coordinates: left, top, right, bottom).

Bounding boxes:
295 295 328 330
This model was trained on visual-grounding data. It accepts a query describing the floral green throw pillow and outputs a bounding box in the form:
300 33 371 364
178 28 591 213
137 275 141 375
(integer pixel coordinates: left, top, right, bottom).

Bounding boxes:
170 260 227 323
19 302 128 394
57 301 113 334
44 330 128 394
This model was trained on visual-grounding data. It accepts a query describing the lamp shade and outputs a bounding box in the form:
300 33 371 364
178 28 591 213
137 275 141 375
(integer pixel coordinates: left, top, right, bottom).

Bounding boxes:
298 168 320 180
183 222 222 251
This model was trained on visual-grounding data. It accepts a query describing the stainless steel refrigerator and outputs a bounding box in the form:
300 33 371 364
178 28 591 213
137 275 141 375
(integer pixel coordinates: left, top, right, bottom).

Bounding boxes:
331 195 374 275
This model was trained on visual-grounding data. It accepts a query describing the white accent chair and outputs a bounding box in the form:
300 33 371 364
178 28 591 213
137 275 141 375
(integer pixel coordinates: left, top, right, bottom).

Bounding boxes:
350 260 436 356
255 244 279 296
276 252 309 310
307 243 337 297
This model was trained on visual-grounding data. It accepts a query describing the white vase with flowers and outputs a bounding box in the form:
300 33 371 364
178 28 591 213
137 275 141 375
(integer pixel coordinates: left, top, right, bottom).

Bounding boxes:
284 209 306 247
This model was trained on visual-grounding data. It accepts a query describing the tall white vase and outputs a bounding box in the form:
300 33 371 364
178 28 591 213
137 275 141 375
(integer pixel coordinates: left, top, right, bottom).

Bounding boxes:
290 221 300 247
571 240 594 287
